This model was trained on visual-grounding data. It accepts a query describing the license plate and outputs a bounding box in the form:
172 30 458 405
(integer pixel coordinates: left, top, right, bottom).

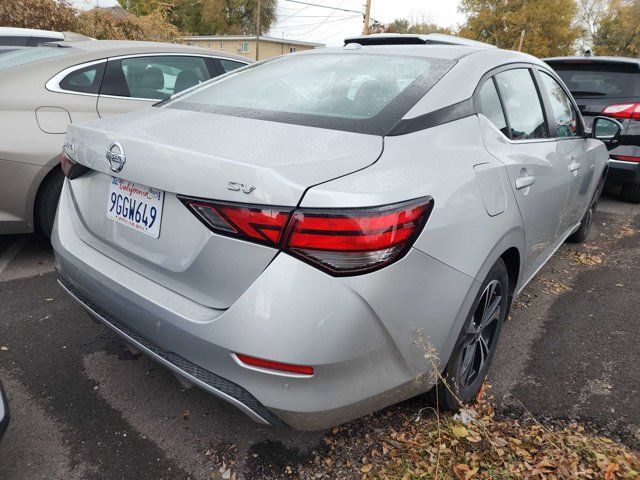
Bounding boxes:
107 178 164 238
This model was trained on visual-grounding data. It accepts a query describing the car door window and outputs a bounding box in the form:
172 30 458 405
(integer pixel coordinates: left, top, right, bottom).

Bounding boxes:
478 78 509 136
495 69 549 140
539 71 580 138
0 36 29 46
219 59 246 73
101 56 210 100
59 62 105 94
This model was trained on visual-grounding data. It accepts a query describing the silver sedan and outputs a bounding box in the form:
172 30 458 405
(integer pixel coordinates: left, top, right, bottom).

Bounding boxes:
53 34 619 430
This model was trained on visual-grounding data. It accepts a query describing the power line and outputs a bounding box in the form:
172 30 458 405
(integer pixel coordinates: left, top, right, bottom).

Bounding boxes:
283 0 363 15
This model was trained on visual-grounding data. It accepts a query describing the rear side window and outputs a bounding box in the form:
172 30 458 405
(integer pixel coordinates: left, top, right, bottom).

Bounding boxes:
495 69 548 140
219 59 246 73
59 62 105 94
539 71 580 138
101 55 210 100
549 61 640 98
478 79 508 136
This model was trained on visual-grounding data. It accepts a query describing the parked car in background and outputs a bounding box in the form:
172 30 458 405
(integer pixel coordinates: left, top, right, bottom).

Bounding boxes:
0 27 91 46
546 56 640 203
54 34 619 430
0 40 249 237
0 379 8 442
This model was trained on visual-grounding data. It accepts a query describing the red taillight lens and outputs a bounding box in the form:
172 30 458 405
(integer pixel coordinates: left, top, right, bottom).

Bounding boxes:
601 103 640 120
60 151 88 179
235 353 313 376
284 198 433 274
179 196 434 275
179 198 292 247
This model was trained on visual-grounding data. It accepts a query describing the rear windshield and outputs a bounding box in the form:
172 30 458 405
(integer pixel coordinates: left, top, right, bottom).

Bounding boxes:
0 46 72 71
165 53 455 135
549 61 640 98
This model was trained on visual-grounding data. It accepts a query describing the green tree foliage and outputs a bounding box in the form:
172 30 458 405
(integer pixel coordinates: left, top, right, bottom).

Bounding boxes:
593 0 640 56
121 0 277 35
458 0 582 57
384 18 452 35
0 0 77 31
77 6 180 42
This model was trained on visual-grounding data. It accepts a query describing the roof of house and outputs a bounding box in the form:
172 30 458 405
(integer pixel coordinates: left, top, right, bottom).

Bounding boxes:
182 35 324 48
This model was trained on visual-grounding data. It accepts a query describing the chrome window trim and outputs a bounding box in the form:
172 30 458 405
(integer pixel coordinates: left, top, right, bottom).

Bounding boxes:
46 53 250 99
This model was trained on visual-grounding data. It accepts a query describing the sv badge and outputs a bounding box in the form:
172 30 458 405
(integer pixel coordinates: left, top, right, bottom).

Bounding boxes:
227 182 256 194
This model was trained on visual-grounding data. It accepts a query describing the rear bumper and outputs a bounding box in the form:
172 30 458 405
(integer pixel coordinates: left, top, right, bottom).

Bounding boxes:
0 379 9 442
52 181 478 430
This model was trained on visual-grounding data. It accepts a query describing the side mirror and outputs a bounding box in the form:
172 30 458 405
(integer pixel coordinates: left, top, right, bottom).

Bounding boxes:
592 116 623 150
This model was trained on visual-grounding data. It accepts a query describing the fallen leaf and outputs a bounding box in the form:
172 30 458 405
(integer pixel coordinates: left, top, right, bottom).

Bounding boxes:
360 463 373 473
451 424 469 438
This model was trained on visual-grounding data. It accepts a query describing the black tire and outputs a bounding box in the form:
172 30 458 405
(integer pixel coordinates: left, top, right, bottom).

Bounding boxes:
35 167 64 238
436 259 510 411
568 171 606 244
621 183 640 204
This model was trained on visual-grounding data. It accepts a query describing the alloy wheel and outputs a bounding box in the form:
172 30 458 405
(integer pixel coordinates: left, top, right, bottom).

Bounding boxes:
459 279 503 389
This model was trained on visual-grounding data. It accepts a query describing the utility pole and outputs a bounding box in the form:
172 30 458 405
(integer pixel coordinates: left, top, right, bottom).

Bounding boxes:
256 0 261 61
362 0 371 35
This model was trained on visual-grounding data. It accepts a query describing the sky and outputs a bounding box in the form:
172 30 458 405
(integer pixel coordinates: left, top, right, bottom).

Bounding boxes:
68 0 465 46
270 0 465 46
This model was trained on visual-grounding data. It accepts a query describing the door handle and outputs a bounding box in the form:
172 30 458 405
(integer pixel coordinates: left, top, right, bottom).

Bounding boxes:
569 161 581 172
515 175 536 190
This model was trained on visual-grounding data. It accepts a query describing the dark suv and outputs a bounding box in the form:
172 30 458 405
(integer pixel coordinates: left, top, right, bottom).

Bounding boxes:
545 56 640 203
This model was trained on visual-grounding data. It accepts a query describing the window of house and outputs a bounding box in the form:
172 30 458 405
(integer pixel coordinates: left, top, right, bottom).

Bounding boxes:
494 69 548 140
539 71 580 138
220 42 224 49
289 47 297 53
240 42 250 53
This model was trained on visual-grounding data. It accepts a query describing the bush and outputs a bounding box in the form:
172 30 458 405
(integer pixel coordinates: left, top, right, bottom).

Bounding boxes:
0 0 77 31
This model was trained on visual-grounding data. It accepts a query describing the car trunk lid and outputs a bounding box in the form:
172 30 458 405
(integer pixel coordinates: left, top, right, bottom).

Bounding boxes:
65 107 383 308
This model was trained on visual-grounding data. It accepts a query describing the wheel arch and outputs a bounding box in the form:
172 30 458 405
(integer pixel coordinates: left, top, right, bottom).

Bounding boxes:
33 161 63 230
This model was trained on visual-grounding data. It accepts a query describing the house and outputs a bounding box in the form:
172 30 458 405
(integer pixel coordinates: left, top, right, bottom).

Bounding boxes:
181 35 324 61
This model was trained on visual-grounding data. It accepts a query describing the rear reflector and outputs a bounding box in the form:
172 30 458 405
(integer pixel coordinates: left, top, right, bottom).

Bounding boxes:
601 103 640 120
178 196 434 275
235 353 314 376
611 154 640 163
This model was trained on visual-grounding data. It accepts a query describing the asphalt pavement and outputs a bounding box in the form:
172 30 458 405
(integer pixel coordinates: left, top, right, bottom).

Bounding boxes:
0 194 637 479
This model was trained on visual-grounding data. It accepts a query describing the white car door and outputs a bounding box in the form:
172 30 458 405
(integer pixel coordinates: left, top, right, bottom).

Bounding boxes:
477 67 572 282
537 69 598 230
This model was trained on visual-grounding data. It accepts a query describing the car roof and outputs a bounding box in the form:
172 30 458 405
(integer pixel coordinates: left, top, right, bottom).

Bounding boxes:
0 27 64 38
545 55 640 66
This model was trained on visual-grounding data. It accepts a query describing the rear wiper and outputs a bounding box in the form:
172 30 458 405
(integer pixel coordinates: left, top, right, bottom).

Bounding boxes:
570 90 607 97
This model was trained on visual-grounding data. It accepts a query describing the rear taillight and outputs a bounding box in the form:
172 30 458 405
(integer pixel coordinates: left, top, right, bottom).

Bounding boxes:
60 151 88 179
179 199 292 247
178 196 434 275
601 103 640 120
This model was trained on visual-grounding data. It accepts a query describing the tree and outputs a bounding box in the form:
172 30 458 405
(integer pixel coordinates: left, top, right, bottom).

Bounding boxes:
576 0 609 46
0 0 77 31
382 12 453 35
77 6 180 42
592 0 640 56
458 0 583 57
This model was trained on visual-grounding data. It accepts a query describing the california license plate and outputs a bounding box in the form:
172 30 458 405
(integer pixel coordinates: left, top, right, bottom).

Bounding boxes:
107 177 164 238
